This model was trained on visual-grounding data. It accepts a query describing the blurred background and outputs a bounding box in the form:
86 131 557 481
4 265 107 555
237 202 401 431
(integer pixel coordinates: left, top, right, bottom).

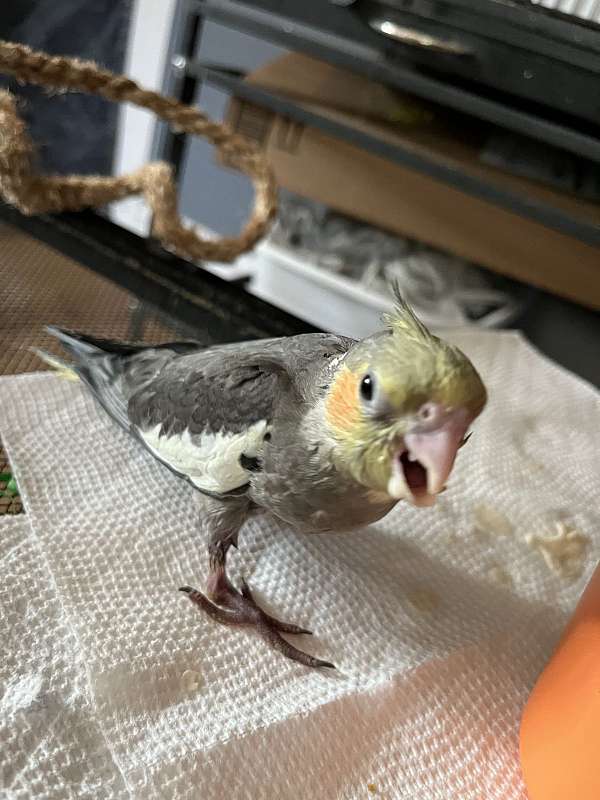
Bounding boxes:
1 0 599 385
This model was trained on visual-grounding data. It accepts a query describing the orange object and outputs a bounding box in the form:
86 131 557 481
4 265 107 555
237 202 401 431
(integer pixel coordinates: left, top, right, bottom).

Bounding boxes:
520 562 600 800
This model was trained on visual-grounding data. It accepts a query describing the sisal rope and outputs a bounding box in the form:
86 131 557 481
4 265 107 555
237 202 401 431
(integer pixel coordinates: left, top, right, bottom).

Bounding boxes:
0 40 277 263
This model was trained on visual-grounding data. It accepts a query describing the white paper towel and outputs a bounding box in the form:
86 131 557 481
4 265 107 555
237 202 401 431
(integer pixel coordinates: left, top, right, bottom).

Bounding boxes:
0 515 128 799
1 330 599 799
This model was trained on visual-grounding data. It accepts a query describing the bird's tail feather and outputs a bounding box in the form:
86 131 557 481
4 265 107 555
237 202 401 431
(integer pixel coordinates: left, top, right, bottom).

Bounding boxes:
45 326 144 357
43 326 130 430
32 349 80 382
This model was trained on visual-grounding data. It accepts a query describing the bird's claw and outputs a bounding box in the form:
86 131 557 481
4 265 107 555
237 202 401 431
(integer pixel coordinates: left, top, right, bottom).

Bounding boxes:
179 582 334 670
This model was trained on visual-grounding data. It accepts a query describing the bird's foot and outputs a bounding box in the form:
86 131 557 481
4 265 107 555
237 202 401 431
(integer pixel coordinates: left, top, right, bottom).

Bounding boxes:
179 575 334 669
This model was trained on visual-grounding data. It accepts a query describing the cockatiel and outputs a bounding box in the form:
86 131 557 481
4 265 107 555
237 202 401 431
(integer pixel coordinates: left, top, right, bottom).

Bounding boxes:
42 294 486 668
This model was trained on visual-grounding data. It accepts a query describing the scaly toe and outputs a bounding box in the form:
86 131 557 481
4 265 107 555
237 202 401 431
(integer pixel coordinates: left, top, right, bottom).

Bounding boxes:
179 585 253 626
180 583 332 669
259 622 335 669
241 578 313 635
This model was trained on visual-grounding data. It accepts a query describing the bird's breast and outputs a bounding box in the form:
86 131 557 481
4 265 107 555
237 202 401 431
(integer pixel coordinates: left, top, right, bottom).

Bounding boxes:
251 472 396 533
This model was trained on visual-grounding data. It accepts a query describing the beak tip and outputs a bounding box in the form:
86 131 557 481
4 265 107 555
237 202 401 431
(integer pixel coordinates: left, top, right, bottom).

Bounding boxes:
405 413 471 500
409 492 437 508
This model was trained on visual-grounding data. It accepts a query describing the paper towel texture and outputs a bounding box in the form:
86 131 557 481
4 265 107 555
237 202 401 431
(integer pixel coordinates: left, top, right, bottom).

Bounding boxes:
0 514 128 799
1 330 598 798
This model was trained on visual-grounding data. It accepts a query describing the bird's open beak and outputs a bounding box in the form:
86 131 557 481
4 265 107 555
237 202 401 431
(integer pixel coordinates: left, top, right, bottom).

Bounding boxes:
387 407 472 507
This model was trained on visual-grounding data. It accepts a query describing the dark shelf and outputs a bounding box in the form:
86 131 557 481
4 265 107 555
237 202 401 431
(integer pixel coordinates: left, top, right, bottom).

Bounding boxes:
196 0 600 165
191 62 600 249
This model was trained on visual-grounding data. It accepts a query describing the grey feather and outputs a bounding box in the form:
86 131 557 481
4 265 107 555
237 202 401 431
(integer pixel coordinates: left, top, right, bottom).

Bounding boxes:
45 327 133 430
48 327 354 499
125 333 352 438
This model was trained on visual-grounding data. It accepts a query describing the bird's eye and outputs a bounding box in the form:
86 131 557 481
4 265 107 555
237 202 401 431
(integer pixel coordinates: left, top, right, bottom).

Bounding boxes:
360 374 374 402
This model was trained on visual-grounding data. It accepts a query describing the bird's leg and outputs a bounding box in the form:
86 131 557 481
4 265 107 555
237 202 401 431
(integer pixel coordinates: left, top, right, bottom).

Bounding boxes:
180 505 334 669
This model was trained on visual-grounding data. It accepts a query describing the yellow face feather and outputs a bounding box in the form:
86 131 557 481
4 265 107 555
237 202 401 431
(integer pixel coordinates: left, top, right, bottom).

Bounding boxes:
324 291 487 495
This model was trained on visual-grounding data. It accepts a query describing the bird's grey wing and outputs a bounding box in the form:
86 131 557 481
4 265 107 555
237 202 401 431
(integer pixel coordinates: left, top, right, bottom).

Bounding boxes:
126 332 353 496
45 327 353 497
126 351 286 496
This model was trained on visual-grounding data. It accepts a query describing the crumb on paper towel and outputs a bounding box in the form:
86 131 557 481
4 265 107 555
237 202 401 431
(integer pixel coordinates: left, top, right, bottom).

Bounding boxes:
407 588 440 613
473 504 514 537
487 564 514 588
470 525 490 543
525 522 589 581
512 421 546 473
367 784 378 795
180 669 202 693
521 455 545 474
440 530 459 546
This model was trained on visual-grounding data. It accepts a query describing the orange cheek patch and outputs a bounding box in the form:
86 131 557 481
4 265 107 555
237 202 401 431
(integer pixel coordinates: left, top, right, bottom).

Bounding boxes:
326 366 361 433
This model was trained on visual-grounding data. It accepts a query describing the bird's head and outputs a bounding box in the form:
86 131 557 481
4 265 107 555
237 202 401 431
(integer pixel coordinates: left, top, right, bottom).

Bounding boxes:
324 293 487 507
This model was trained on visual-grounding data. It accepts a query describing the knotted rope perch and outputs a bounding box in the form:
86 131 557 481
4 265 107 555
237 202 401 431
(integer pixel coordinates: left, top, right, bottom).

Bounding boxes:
0 40 277 263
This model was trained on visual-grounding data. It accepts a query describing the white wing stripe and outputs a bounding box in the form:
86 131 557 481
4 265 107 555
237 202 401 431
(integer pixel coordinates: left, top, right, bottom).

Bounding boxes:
140 420 268 493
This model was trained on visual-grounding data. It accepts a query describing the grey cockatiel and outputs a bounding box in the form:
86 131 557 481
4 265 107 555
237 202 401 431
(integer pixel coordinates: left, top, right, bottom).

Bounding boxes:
42 294 486 668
